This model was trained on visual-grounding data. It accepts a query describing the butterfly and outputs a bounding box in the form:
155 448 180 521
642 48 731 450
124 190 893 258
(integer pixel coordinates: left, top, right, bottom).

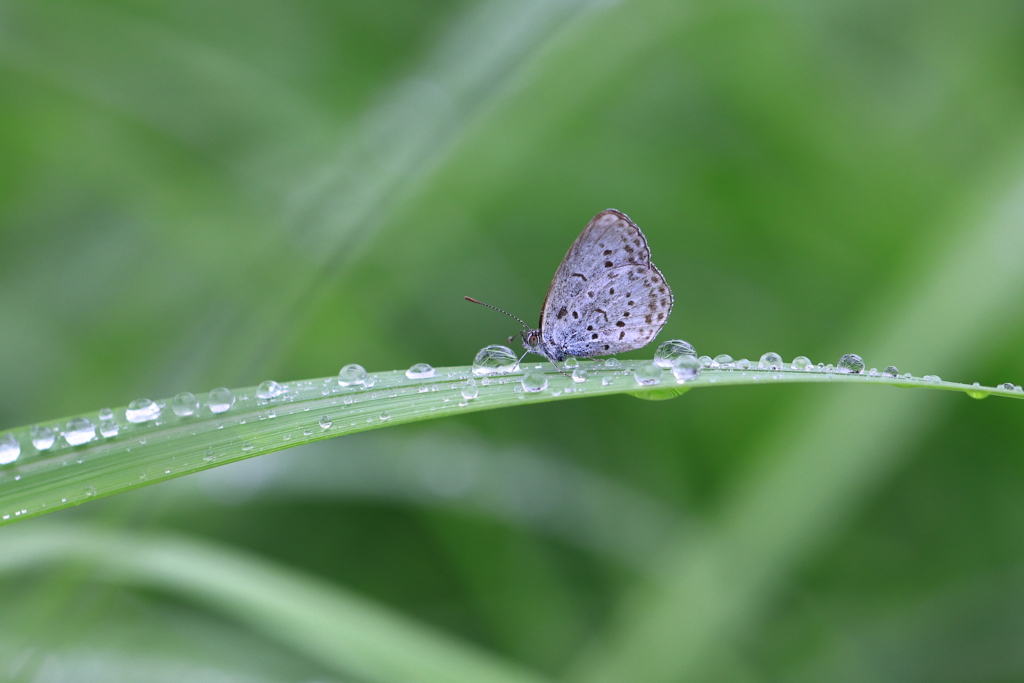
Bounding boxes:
467 209 673 365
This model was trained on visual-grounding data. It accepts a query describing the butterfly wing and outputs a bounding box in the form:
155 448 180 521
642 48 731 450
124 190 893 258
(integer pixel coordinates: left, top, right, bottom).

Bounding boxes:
540 209 673 358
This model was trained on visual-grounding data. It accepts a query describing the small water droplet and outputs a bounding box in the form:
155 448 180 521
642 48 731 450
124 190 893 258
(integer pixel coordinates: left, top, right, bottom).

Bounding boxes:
571 367 589 383
172 392 199 417
256 380 285 399
671 355 701 382
604 358 623 369
208 388 236 414
837 354 865 374
64 417 96 446
521 370 549 392
379 410 391 421
791 356 812 370
30 425 55 451
98 407 114 421
125 398 160 423
472 345 518 375
712 354 734 368
902 373 911 379
0 434 21 465
364 376 377 388
926 375 941 383
338 364 369 386
99 420 119 438
563 356 579 369
1016 386 1024 393
698 355 712 368
242 442 253 451
319 415 333 429
736 358 751 370
999 382 1015 390
405 363 436 379
461 379 479 400
758 352 783 370
601 376 614 386
654 340 697 368
632 362 663 386
868 368 879 376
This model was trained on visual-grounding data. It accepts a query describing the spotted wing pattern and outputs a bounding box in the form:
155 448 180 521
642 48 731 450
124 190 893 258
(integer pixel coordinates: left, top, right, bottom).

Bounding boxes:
539 209 673 360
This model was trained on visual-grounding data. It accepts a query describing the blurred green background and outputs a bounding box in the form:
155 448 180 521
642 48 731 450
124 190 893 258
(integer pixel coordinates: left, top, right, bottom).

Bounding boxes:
3 0 1024 681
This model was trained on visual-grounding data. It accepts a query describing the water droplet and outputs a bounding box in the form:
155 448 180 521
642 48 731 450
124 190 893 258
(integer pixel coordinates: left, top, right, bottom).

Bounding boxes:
698 355 712 368
461 379 479 400
791 356 812 370
736 358 751 370
563 356 579 369
603 358 623 369
208 388 235 414
633 362 663 386
64 417 96 446
601 376 614 386
472 345 518 375
712 354 734 368
571 367 589 383
999 382 1015 390
319 415 333 429
521 370 549 392
967 382 989 399
242 442 253 451
172 392 199 417
758 352 783 370
364 376 377 388
405 363 436 379
256 380 285 399
1016 386 1024 393
654 340 697 368
925 375 941 383
837 354 865 374
672 354 701 382
338 364 369 386
99 420 120 438
0 434 21 465
379 410 391 421
824 364 835 372
98 407 114 421
125 398 160 424
30 425 55 451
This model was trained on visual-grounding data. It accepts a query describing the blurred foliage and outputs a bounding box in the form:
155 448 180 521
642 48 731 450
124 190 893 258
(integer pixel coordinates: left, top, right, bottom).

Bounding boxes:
3 0 1024 681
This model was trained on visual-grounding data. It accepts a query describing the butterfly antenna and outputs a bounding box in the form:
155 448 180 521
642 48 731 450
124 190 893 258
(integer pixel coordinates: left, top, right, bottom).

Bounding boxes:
464 297 531 330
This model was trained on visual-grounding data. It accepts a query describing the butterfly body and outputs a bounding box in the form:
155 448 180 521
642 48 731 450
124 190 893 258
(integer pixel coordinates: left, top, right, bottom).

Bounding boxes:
519 209 672 362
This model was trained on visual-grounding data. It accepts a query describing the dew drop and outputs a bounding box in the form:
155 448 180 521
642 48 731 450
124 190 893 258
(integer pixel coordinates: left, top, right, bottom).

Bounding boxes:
125 398 160 424
208 388 236 414
632 362 663 386
967 382 989 399
98 407 114 421
602 376 614 386
758 352 783 370
242 442 253 451
571 367 589 383
654 340 697 368
563 356 579 369
379 411 391 421
522 370 549 393
837 354 865 374
405 363 436 379
0 434 21 465
172 392 199 417
791 356 812 370
256 380 285 399
461 379 479 400
671 354 701 382
319 415 333 430
472 345 518 375
712 354 734 368
1000 382 1015 390
604 358 623 369
99 420 120 438
736 358 751 370
30 425 55 451
338 364 369 386
926 375 941 383
698 355 712 368
64 417 96 446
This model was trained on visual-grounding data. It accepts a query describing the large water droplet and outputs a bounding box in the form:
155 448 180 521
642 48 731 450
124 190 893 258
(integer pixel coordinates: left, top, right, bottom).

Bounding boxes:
30 425 55 451
967 382 989 400
99 420 120 438
125 398 160 424
208 388 236 414
0 434 21 465
172 392 199 417
758 352 783 370
571 367 589 383
633 362 663 386
791 356 812 371
461 379 479 400
672 355 701 382
472 345 518 375
405 363 436 379
522 370 549 392
319 415 333 429
654 340 697 368
883 366 899 378
64 417 96 446
712 354 734 368
256 380 285 399
837 353 865 374
338 364 369 386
